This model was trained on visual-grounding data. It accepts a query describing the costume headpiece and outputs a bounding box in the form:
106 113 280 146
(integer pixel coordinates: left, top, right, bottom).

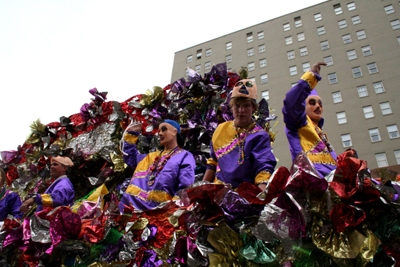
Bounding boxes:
51 156 74 167
163 120 184 147
232 79 258 101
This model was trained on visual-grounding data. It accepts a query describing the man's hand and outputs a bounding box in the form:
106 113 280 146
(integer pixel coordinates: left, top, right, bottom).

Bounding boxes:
20 198 35 213
311 62 327 76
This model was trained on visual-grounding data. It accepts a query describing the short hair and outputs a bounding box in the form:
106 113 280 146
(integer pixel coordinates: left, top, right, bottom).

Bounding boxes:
229 97 259 110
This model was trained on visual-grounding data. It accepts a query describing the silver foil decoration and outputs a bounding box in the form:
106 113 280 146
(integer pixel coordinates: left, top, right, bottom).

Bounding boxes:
128 97 142 109
30 214 51 243
66 122 116 156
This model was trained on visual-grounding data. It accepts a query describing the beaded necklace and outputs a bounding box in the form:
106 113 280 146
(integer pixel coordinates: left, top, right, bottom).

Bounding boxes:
234 120 255 165
312 121 333 152
147 146 181 186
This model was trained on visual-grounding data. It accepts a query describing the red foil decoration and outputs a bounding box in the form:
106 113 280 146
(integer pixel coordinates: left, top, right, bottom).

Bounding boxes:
50 207 82 247
329 203 366 232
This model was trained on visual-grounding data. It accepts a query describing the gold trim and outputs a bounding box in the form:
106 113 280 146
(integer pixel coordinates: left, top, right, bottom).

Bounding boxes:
125 185 173 203
124 133 139 144
255 171 272 185
41 194 54 207
300 71 318 90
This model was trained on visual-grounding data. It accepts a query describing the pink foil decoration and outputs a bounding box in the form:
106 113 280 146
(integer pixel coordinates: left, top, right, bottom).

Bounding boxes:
50 207 82 247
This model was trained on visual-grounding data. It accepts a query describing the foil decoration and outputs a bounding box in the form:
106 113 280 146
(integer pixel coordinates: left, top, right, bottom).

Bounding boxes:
30 213 52 243
66 122 116 157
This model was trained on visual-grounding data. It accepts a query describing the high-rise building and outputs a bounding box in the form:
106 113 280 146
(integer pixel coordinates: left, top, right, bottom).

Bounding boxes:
171 0 400 169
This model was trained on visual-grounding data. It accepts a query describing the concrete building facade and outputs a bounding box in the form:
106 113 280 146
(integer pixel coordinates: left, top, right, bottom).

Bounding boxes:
171 0 400 170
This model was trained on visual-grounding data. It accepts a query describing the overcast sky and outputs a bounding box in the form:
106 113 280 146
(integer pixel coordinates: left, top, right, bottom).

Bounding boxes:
0 0 326 152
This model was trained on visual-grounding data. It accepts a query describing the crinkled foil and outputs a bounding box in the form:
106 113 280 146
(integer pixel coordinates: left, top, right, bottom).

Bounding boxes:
30 214 51 243
67 122 117 156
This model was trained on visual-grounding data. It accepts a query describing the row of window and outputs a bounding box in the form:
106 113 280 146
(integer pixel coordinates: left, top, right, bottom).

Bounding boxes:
341 124 399 148
324 62 379 85
375 150 400 168
283 2 357 32
332 82 385 105
336 102 393 126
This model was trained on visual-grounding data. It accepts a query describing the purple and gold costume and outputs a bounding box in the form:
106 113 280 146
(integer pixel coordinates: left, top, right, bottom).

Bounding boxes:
34 176 75 212
282 71 337 177
0 187 23 221
206 121 276 188
119 132 196 211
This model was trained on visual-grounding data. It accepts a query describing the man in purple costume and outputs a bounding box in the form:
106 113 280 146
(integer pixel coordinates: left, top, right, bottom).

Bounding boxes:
283 62 337 178
119 119 195 212
203 79 276 190
0 169 23 221
20 156 75 213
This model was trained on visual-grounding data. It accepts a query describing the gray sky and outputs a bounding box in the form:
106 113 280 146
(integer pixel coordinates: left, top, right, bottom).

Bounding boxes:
0 0 326 152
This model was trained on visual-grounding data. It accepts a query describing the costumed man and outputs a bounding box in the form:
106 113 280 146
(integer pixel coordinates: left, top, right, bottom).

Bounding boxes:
19 156 75 213
0 169 23 221
119 119 196 212
202 79 276 191
282 61 337 178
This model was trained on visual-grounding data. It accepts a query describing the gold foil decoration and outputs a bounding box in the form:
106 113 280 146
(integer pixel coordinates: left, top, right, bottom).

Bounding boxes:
359 229 380 261
140 86 164 107
52 139 66 149
126 217 149 232
207 223 243 266
25 119 47 144
168 209 185 227
110 153 126 172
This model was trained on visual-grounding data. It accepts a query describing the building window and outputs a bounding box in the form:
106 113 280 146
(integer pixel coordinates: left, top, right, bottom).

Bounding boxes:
261 74 268 84
336 112 347 124
343 34 352 44
332 91 342 103
185 68 189 76
247 48 254 57
226 42 232 50
226 54 232 63
347 49 357 60
283 23 290 31
259 58 267 68
195 65 201 72
302 62 310 73
300 46 308 56
258 31 264 39
347 2 356 11
352 67 362 78
380 102 392 115
197 49 202 59
361 46 372 56
363 106 374 119
314 13 322 21
291 82 298 87
373 82 385 94
367 63 378 74
321 40 329 50
394 150 400 164
391 19 400 30
248 62 255 71
398 36 400 45
387 125 400 139
357 85 368 97
206 49 212 57
249 77 255 82
289 66 298 76
338 19 347 29
324 56 333 66
205 61 211 71
375 153 389 167
187 55 192 63
384 5 395 14
285 36 293 45
294 16 302 27
352 15 361 25
259 44 266 53
262 90 269 101
334 4 343 15
287 50 295 60
369 128 381 142
328 73 338 84
341 134 352 148
247 32 253 43
317 26 326 35
356 30 366 40
297 32 305 41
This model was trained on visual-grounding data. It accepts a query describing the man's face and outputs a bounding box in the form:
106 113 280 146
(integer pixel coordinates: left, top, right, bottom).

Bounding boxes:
158 123 177 146
232 100 256 127
305 95 323 124
50 161 67 179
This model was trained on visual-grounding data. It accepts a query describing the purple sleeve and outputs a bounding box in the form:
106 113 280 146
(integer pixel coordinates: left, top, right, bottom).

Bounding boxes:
250 132 276 178
123 131 147 169
8 193 23 219
176 152 196 191
35 179 75 208
282 72 321 130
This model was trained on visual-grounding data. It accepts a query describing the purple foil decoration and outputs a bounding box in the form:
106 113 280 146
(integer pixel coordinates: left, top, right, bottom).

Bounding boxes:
140 250 164 267
89 87 107 102
23 217 31 240
50 207 82 247
3 225 23 248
